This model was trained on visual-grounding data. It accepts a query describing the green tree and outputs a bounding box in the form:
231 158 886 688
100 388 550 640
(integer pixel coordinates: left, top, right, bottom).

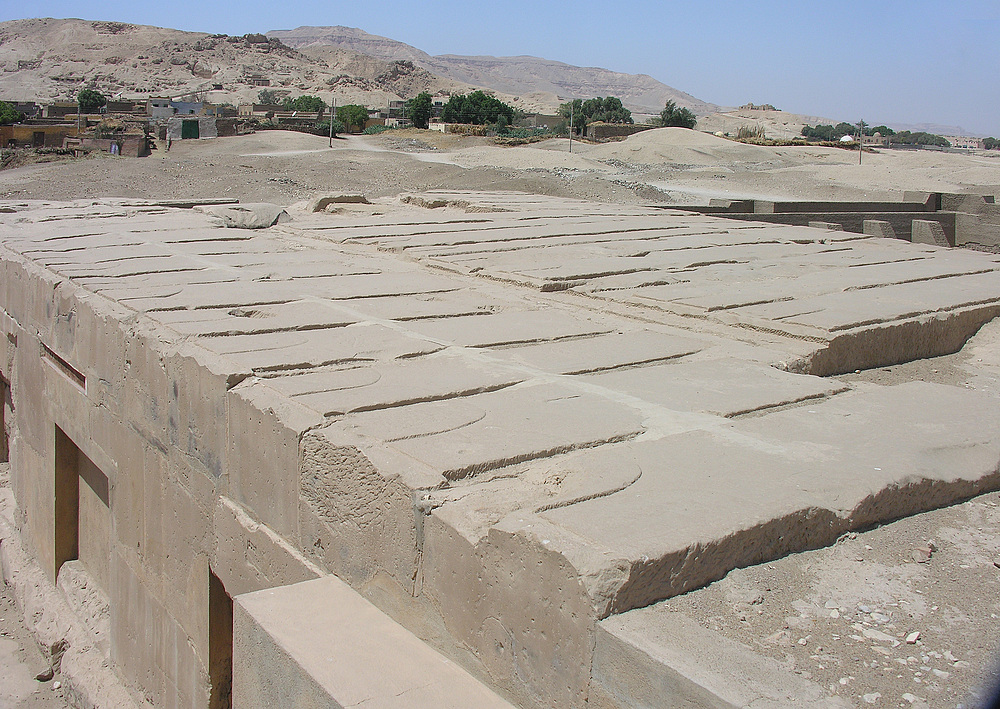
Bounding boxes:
77 89 107 112
801 123 856 141
336 104 369 132
890 130 950 147
866 125 895 137
440 91 514 125
0 101 22 125
282 95 326 113
314 119 345 137
558 99 585 134
257 89 280 105
404 92 433 129
559 96 633 133
984 137 999 150
656 100 697 129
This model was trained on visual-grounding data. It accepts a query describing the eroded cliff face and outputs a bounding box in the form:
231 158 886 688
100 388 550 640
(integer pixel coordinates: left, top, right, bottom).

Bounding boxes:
0 18 466 107
267 25 719 115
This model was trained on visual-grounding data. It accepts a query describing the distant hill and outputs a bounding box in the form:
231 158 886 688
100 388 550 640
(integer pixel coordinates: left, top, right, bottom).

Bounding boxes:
0 18 473 108
267 25 719 116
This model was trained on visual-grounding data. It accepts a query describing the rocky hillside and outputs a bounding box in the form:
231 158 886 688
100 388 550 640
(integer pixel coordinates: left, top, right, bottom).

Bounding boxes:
0 18 472 108
267 25 719 116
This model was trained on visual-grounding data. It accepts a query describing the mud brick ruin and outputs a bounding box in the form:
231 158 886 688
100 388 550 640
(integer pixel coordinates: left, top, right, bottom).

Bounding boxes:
2 191 1000 707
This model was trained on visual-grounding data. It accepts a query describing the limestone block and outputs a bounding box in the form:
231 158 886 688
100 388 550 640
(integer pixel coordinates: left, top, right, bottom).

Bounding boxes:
808 220 844 230
297 427 422 589
158 474 212 643
306 194 370 212
233 576 516 709
122 325 174 455
149 300 357 338
422 511 597 709
266 351 523 417
164 343 247 480
532 381 1000 615
862 220 896 238
226 379 324 541
212 497 322 598
594 610 850 708
198 203 290 229
912 219 951 247
405 309 609 348
201 322 442 375
108 429 146 570
580 357 847 417
336 382 644 482
489 329 705 376
10 438 54 578
72 292 133 411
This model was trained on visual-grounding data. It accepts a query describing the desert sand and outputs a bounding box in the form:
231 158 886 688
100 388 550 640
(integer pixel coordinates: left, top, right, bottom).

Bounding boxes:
2 128 998 209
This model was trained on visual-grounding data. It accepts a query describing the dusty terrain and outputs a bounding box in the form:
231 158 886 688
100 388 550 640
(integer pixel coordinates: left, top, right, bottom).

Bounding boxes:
1 128 998 208
2 127 1000 709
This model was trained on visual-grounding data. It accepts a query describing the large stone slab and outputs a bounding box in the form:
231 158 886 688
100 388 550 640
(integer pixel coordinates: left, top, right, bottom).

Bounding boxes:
234 576 515 709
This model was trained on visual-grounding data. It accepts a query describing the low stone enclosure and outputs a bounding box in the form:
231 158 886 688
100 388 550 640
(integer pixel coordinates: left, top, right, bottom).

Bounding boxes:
2 191 1000 708
677 192 1000 249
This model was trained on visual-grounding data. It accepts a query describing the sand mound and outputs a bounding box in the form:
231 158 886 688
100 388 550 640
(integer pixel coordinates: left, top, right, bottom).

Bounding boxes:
446 145 604 172
586 127 783 167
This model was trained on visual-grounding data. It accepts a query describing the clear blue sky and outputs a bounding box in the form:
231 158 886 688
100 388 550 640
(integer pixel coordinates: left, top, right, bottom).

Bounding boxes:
5 1 999 135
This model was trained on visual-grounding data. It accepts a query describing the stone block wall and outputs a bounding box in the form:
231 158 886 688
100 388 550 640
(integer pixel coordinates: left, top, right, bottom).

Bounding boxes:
0 248 318 708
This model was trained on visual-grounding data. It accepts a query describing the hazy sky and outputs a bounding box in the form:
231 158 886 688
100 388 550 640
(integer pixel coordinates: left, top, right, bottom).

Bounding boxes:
4 1 998 135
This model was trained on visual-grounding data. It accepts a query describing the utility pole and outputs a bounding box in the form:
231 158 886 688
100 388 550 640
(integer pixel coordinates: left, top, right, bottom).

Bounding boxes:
569 102 574 153
857 119 866 165
329 97 336 147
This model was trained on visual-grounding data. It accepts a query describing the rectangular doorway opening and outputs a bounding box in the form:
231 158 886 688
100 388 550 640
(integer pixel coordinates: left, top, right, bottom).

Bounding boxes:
54 427 110 591
181 120 200 140
209 569 233 709
1 376 10 464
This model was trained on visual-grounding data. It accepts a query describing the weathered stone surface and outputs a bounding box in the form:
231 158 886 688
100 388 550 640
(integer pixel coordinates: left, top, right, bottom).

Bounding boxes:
197 203 290 229
4 193 1000 709
234 577 515 708
593 610 851 708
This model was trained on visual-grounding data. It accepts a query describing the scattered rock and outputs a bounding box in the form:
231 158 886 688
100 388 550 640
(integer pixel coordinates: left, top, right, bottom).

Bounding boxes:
906 631 921 644
198 203 291 229
912 546 933 563
863 692 881 704
307 194 370 212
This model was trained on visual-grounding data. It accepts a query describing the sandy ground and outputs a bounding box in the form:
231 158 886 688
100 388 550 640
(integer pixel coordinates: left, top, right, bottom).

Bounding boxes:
1 128 998 208
0 463 71 709
663 321 1000 709
2 127 1000 708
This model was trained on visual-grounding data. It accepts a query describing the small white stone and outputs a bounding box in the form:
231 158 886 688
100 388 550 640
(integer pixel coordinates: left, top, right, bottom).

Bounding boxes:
905 631 920 644
933 669 951 679
863 692 881 704
830 609 840 619
52 681 61 690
